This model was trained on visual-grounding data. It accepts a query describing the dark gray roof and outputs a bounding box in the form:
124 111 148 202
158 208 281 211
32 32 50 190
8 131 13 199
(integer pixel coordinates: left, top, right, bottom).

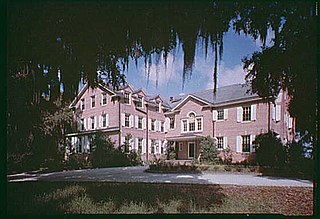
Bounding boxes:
169 83 259 109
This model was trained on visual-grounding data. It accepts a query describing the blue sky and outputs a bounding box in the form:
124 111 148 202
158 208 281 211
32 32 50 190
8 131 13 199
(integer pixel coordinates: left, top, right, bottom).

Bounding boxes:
124 30 263 100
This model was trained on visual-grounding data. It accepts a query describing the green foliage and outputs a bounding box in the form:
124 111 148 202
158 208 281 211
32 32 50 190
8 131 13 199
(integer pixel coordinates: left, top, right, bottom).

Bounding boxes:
199 136 219 164
90 132 130 168
222 145 233 164
165 144 177 160
254 132 287 168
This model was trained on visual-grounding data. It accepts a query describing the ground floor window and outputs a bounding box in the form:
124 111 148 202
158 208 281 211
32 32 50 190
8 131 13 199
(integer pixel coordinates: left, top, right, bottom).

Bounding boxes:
138 138 143 153
178 142 183 151
242 135 250 152
217 137 223 150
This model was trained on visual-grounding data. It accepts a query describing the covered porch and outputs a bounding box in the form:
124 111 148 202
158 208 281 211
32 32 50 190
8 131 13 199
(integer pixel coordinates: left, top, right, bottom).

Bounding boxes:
166 134 206 160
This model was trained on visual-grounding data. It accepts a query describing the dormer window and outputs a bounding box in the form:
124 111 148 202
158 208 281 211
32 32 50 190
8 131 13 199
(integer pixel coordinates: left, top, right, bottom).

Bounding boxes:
91 95 95 108
124 92 130 104
80 99 85 111
101 93 107 105
136 95 143 107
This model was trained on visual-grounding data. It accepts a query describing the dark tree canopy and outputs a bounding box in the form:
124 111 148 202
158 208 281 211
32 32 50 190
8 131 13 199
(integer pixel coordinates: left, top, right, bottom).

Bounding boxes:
7 1 317 172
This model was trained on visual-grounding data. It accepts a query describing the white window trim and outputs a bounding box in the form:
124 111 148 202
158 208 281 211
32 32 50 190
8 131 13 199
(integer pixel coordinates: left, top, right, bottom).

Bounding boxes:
101 93 107 106
80 99 85 111
180 116 203 133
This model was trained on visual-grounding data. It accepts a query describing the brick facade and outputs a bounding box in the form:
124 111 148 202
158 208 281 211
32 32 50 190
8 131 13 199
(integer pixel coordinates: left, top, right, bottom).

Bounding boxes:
66 83 295 163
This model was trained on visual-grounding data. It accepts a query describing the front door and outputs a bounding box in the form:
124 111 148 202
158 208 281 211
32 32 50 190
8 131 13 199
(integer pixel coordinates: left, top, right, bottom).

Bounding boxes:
188 142 195 159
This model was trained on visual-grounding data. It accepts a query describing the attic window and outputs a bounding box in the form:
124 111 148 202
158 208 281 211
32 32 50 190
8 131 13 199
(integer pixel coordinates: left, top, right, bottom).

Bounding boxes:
136 95 143 107
124 92 130 104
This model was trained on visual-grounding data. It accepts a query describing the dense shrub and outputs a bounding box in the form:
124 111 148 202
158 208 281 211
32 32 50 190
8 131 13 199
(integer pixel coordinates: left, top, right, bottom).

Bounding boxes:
254 132 287 168
90 132 130 168
199 136 219 164
65 154 90 170
165 144 177 160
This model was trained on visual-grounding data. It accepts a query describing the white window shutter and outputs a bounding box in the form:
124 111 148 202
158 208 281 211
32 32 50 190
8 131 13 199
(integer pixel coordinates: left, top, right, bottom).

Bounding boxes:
148 119 151 130
142 118 146 129
272 104 276 120
165 117 170 132
236 136 242 153
84 118 87 130
148 139 151 153
129 138 134 150
288 117 293 129
155 120 159 131
98 115 102 128
212 110 217 121
237 107 242 122
158 140 162 153
142 139 146 153
135 116 138 128
121 113 125 126
250 135 255 152
276 105 281 122
106 114 109 127
251 104 257 121
224 109 228 120
129 115 133 128
223 137 228 149
135 138 138 150
276 92 282 103
181 120 184 133
121 136 125 145
94 116 97 129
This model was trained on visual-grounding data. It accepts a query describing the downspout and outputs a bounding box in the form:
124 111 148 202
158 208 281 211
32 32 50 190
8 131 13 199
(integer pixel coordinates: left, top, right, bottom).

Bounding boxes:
146 104 149 161
119 96 121 149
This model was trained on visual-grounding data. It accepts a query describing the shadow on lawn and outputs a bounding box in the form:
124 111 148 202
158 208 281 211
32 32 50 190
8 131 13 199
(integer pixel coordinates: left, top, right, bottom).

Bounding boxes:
7 181 226 214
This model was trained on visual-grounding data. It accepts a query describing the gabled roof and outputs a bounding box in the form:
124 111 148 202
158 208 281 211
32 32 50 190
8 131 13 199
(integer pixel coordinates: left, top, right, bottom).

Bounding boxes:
69 83 116 108
132 88 147 96
168 83 259 110
171 94 213 111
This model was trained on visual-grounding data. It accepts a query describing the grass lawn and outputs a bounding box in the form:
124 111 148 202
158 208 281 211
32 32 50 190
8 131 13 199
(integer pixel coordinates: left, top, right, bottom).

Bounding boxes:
7 181 313 215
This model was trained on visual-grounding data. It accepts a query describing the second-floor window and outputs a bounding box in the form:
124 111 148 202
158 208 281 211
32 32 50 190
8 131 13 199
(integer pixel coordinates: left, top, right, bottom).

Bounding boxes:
80 99 85 111
138 116 143 129
80 118 84 131
217 109 224 120
124 92 130 104
170 116 175 129
125 114 130 127
196 118 202 131
242 106 251 121
101 93 107 105
242 135 250 152
102 114 107 127
151 119 156 131
217 137 223 150
91 95 95 108
182 120 187 132
91 116 95 129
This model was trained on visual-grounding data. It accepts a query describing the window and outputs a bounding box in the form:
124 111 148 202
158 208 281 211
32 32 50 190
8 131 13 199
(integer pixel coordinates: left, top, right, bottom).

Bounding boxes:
91 96 95 108
179 142 183 151
182 120 187 132
124 92 130 104
138 116 143 129
138 138 143 153
151 139 156 154
125 114 130 127
151 119 156 131
91 116 95 129
80 118 84 131
217 109 224 120
101 93 107 105
102 114 107 127
189 122 195 131
136 95 143 107
170 116 175 129
196 118 202 131
217 137 223 150
242 135 250 152
80 99 85 110
161 122 164 132
242 106 251 121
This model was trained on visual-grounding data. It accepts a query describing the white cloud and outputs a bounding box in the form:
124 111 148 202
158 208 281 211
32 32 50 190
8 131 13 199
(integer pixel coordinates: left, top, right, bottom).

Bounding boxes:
206 62 246 89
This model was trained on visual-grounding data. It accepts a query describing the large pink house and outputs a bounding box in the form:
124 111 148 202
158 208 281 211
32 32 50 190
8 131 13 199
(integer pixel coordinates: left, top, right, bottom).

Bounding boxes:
67 83 294 163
